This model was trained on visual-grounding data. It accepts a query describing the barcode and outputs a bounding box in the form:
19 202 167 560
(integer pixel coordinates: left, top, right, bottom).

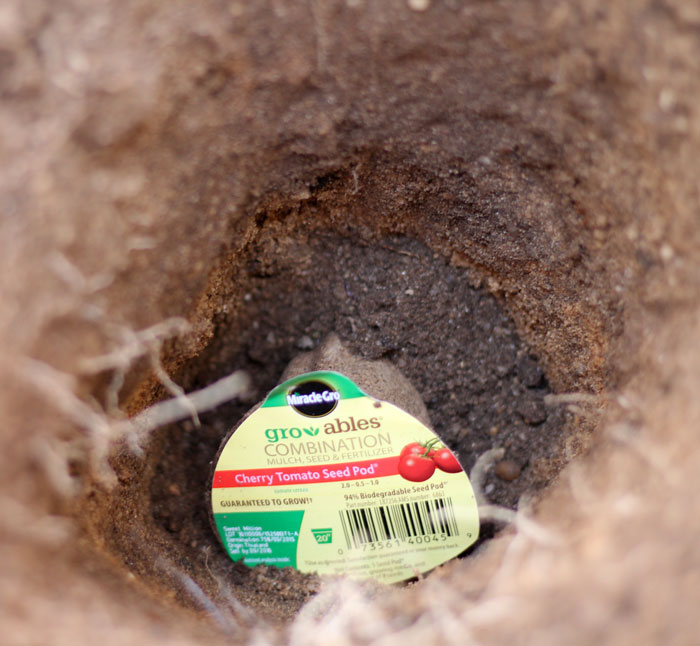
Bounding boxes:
339 497 459 549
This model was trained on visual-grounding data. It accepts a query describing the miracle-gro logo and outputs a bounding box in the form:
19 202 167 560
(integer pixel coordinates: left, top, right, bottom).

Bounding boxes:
287 382 340 418
286 390 339 406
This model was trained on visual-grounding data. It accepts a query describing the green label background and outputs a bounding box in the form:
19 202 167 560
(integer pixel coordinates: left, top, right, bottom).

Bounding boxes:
214 511 304 567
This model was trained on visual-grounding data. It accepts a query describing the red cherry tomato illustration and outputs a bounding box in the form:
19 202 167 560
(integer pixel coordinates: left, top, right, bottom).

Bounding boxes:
432 447 462 473
398 454 436 482
400 442 435 459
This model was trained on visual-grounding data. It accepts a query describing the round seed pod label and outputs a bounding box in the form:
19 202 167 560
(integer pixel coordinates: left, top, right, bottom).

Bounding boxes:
211 371 479 584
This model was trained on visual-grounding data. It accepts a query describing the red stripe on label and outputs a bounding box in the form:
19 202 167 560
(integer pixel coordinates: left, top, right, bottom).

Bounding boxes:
213 456 400 488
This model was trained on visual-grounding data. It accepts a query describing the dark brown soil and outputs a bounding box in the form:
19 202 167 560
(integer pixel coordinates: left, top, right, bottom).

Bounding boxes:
144 229 569 620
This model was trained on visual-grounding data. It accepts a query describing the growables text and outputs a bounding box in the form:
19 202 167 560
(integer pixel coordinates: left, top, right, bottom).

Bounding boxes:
265 416 381 443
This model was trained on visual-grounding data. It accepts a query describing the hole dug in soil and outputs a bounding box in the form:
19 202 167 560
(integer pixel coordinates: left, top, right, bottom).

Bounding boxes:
7 2 700 644
64 3 646 634
82 211 592 628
